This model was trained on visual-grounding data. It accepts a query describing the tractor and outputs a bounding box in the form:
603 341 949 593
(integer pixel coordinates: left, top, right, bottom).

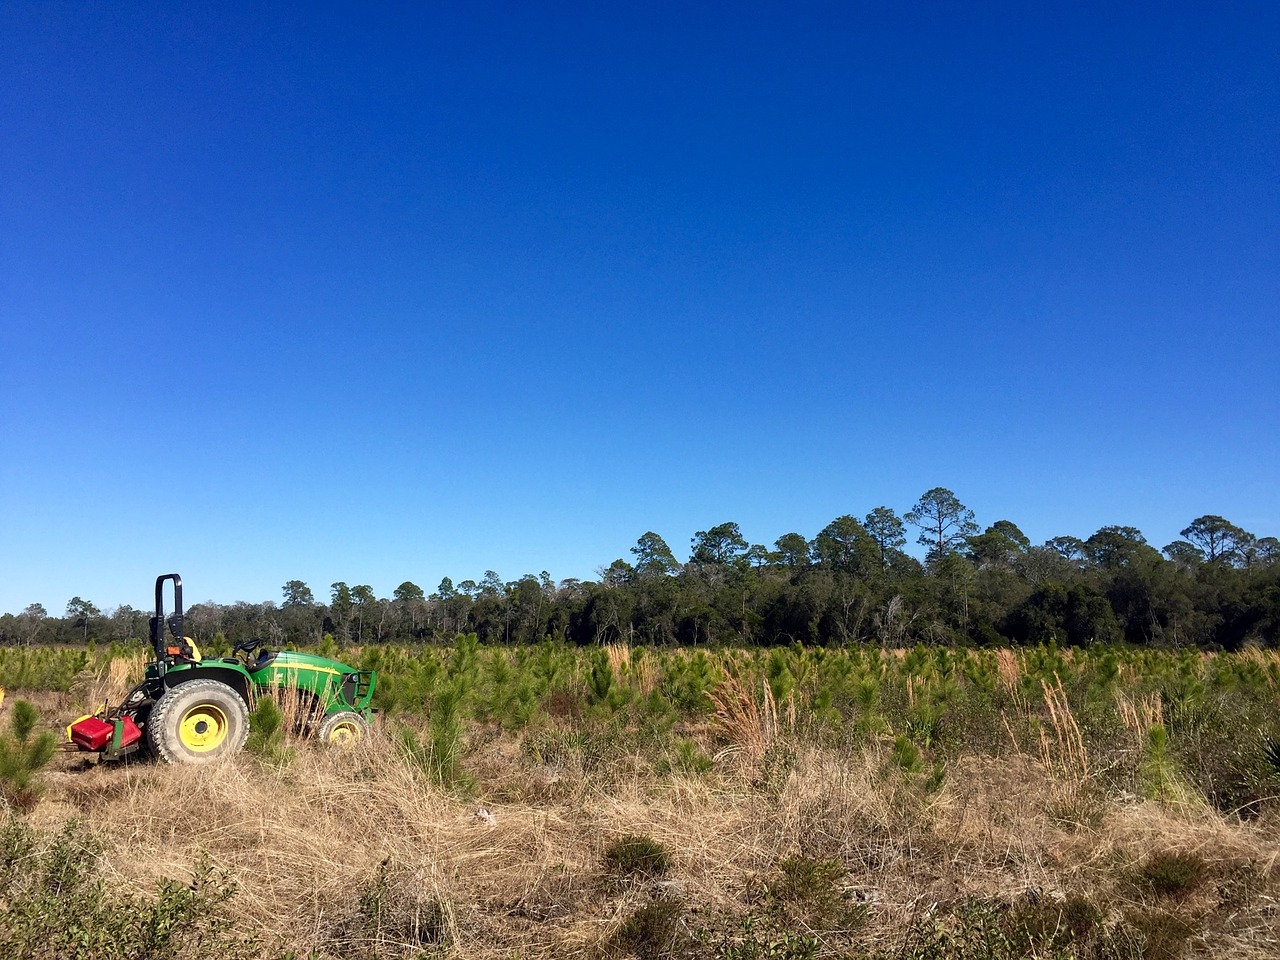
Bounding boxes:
69 573 376 764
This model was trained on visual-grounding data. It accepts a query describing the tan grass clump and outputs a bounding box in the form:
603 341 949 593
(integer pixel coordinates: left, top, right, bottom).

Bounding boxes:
71 654 147 716
706 669 778 769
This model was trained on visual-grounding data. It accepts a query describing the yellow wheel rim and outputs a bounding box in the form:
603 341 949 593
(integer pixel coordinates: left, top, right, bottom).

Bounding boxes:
327 721 362 745
178 703 229 752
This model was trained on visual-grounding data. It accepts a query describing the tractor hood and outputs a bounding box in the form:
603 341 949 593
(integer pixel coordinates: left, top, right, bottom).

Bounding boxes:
261 650 360 674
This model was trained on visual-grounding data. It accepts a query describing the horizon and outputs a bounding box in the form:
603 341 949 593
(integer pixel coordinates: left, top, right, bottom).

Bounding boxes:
3 498 1266 616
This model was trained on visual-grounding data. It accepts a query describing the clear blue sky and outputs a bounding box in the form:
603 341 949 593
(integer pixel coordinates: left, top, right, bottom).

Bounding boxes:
2 2 1276 615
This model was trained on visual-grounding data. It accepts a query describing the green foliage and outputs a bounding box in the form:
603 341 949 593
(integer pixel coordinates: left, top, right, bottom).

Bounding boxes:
888 734 945 792
1137 723 1184 802
706 916 819 960
660 651 717 714
609 897 689 960
1262 736 1280 780
905 699 944 749
657 738 714 776
1127 851 1209 902
9 699 40 741
762 856 867 937
340 639 1280 815
764 648 795 705
245 695 292 765
0 700 57 811
603 834 672 880
0 815 258 959
1121 907 1198 960
332 857 450 958
6 497 1280 653
906 487 979 564
588 650 616 705
0 648 92 692
19 622 1280 818
891 734 924 775
427 676 468 786
891 897 1115 960
397 713 472 793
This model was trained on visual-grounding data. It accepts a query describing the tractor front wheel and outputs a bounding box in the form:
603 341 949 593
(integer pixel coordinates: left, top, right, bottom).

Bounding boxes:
148 679 249 764
318 711 369 747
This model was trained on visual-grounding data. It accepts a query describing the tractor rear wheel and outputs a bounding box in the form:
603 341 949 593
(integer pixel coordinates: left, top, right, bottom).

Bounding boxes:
318 711 368 746
148 679 249 764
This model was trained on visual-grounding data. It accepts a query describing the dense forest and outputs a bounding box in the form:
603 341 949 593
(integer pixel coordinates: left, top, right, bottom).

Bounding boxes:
4 488 1278 651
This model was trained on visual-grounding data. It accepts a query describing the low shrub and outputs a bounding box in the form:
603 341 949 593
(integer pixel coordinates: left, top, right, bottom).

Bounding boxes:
0 699 57 811
0 815 258 960
706 916 818 960
890 896 1123 960
610 897 690 960
330 858 451 959
1121 906 1199 960
1127 850 1210 902
245 695 293 765
766 856 867 934
603 834 672 880
657 737 714 776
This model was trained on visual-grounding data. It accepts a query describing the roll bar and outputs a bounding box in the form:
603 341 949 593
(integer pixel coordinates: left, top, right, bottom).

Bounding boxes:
150 573 183 675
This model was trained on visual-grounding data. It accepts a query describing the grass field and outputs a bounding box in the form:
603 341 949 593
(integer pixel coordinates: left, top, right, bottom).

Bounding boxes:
4 640 1280 959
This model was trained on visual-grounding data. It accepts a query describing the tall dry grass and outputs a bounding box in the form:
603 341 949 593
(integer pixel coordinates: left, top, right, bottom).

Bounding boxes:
15 644 1280 959
31 724 1280 960
706 668 778 769
70 651 147 716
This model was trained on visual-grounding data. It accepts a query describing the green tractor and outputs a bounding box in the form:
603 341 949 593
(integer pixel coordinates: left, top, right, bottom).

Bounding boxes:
69 573 376 764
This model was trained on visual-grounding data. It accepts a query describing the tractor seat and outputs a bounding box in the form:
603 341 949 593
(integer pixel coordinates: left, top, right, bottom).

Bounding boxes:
164 636 203 663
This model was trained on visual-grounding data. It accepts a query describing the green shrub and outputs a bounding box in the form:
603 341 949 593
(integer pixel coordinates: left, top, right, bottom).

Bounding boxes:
0 700 57 811
889 734 946 794
1009 895 1103 954
657 738 714 776
245 695 292 765
1127 851 1209 902
0 815 258 959
1121 906 1199 960
603 834 672 880
1138 724 1192 804
707 916 818 960
891 897 1118 960
610 897 688 960
344 858 450 957
397 721 473 792
765 856 867 937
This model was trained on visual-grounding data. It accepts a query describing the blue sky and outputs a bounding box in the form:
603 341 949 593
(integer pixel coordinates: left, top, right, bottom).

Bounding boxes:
2 2 1276 614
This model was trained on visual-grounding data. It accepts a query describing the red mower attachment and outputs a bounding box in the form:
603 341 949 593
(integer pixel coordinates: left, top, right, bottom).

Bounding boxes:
69 715 142 753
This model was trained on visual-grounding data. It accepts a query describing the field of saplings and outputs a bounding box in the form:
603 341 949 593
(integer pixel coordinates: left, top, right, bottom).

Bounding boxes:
4 638 1280 958
7 637 1280 809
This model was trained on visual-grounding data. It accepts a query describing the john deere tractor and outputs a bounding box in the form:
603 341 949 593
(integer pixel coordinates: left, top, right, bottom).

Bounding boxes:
69 574 376 764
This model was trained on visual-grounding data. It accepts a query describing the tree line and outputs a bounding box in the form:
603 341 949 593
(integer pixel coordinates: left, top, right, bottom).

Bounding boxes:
3 488 1278 651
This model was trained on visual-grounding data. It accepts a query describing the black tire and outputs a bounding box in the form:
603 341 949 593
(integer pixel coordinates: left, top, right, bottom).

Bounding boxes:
317 711 369 746
147 679 249 764
132 703 157 759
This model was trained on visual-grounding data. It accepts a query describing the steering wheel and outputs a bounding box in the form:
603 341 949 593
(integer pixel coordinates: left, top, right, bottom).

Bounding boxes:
233 637 265 658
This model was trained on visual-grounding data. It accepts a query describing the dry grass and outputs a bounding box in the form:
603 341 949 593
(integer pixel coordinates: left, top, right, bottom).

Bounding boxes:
19 717 1280 960
706 669 778 770
1037 676 1090 782
70 651 147 716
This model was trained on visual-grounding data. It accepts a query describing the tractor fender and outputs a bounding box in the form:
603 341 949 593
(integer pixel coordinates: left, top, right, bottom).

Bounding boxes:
162 664 253 706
